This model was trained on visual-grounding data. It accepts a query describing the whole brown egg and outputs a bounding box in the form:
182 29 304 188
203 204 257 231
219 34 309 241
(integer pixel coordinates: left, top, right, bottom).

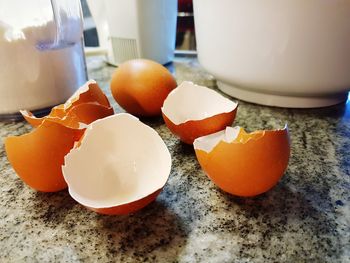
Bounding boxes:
110 59 177 116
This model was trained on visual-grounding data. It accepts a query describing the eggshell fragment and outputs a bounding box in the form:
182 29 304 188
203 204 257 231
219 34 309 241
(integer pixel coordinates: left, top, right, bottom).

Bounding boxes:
194 126 290 197
20 80 111 128
64 79 111 109
62 113 172 215
5 120 85 192
21 103 114 129
20 110 60 127
60 103 114 129
162 81 237 144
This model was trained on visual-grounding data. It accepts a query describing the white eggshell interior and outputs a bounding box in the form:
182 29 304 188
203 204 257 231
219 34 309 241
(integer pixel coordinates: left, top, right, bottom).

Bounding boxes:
19 110 32 117
194 126 241 153
162 81 237 125
62 113 171 209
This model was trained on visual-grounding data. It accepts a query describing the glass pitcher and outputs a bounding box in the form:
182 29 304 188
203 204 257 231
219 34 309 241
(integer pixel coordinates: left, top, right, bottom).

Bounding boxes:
0 0 87 120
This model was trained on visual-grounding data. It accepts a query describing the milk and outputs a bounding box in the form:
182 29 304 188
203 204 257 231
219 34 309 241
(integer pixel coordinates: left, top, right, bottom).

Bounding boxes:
0 20 87 115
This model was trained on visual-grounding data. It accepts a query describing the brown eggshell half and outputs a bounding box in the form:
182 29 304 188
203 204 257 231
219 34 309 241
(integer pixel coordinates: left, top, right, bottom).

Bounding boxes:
194 126 290 197
162 110 236 144
5 120 85 192
161 81 238 144
62 113 171 215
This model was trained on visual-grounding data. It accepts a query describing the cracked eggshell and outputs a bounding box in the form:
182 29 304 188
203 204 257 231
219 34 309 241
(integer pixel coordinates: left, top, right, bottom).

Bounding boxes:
161 81 238 144
61 103 114 129
21 80 111 128
64 79 111 110
194 126 290 197
5 120 85 192
20 103 114 129
62 113 172 215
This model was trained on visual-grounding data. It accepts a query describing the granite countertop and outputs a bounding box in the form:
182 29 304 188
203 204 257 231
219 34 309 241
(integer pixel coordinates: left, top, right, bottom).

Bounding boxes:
0 56 349 263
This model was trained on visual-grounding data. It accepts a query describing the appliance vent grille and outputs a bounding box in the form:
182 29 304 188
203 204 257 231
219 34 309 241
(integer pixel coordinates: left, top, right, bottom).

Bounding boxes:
111 37 139 64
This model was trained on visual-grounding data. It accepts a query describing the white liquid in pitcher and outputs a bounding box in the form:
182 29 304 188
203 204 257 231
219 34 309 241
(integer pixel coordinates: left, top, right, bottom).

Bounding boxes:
0 20 87 115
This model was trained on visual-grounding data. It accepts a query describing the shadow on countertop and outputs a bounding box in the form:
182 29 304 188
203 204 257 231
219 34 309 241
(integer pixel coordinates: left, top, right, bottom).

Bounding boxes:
28 190 188 262
212 181 343 262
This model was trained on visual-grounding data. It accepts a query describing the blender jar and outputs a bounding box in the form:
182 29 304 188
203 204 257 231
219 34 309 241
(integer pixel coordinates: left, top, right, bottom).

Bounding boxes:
0 0 87 119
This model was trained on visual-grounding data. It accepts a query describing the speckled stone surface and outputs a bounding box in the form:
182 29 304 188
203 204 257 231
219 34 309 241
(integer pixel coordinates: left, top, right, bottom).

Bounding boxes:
0 56 349 263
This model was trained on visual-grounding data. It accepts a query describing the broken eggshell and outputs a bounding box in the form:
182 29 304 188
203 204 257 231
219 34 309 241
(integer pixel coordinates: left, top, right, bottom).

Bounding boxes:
64 79 111 109
61 102 114 129
5 120 85 192
161 81 238 144
62 113 172 215
20 103 114 129
20 80 112 128
194 126 290 197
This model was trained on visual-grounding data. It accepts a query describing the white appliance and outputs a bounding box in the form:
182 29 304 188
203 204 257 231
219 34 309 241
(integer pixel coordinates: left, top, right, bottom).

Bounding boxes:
87 0 178 65
193 0 350 108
